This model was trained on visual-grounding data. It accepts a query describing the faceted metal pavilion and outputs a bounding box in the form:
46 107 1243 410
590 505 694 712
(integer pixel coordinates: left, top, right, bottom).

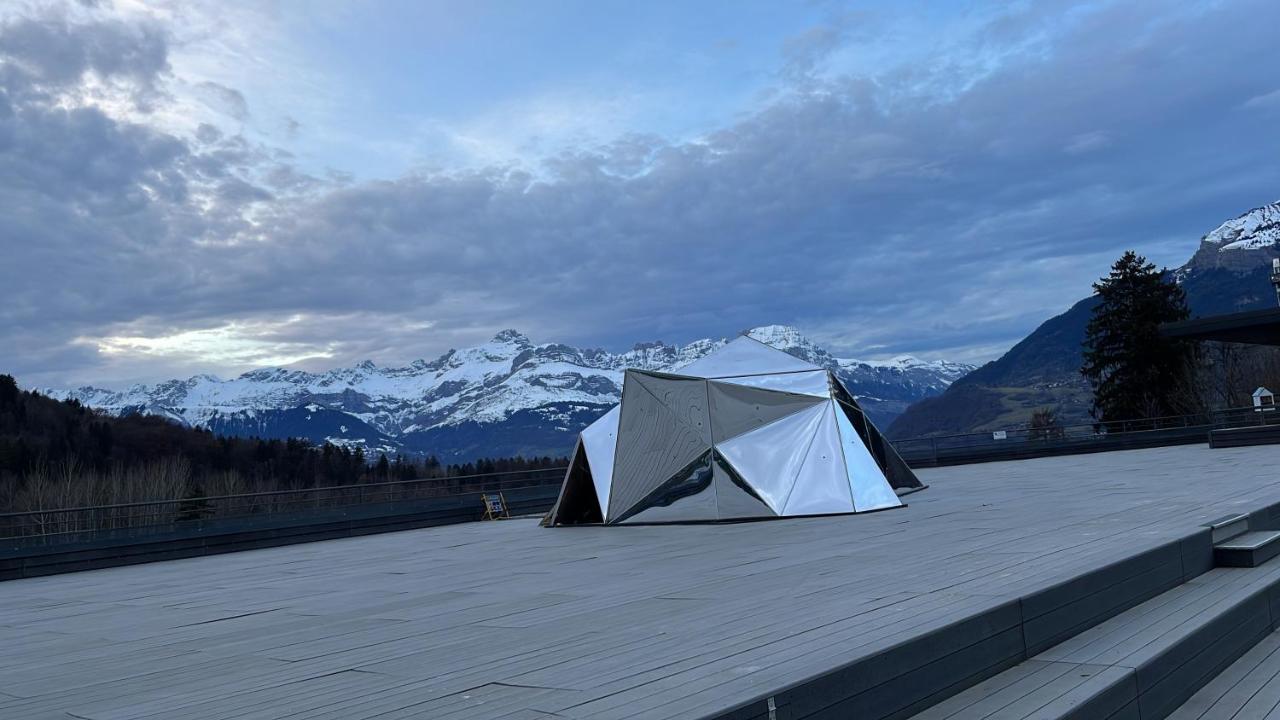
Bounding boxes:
548 336 923 525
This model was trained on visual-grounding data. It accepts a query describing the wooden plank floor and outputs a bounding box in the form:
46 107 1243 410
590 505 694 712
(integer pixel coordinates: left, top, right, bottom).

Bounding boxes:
2 445 1279 720
1170 631 1280 718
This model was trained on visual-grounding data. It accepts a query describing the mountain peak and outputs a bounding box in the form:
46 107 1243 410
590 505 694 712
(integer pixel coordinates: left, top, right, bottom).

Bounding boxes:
744 325 833 366
491 329 531 345
745 324 806 344
1183 200 1280 275
1200 200 1280 252
47 327 972 461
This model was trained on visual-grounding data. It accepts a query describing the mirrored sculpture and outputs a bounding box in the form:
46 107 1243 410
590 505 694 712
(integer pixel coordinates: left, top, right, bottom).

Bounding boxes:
547 336 924 525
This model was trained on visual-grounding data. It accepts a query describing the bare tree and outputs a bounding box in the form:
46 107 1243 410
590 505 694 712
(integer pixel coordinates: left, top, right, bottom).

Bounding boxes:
1028 407 1065 440
1175 342 1280 418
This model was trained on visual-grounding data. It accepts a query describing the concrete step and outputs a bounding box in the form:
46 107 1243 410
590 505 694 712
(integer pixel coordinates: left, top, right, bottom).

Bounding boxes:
910 562 1280 720
1207 513 1252 544
1216 531 1280 569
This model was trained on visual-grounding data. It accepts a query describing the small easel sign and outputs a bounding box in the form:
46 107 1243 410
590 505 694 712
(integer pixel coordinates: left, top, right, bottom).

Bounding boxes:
481 492 510 520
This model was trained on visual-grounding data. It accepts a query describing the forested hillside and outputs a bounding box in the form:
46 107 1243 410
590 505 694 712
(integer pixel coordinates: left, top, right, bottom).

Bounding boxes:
0 375 563 513
888 200 1280 438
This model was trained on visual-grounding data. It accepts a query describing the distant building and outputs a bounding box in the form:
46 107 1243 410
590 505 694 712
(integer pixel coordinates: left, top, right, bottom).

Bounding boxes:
1256 387 1275 412
1160 307 1280 347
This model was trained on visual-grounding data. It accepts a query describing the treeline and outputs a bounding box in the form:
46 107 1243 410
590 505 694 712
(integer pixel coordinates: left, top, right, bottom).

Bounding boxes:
0 375 565 513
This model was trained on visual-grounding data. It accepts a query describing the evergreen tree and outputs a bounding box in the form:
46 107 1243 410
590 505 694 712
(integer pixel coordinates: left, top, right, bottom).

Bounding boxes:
1081 251 1192 426
0 375 18 409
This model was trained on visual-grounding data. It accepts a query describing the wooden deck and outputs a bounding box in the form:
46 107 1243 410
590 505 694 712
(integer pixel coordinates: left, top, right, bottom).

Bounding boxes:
2 444 1279 720
1172 631 1280 718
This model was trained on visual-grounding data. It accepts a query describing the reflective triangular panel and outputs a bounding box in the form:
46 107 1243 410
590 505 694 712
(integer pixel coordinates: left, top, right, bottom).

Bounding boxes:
608 372 711 522
833 389 923 491
833 401 901 512
830 375 865 412
615 450 717 524
713 369 830 397
581 405 619 515
549 439 604 524
783 405 856 516
712 451 775 519
631 370 713 445
716 402 828 514
676 336 821 379
881 446 923 491
708 380 825 443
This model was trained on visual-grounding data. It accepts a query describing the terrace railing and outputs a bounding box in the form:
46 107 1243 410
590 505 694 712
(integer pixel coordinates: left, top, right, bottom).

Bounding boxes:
890 404 1277 466
0 467 565 547
3 404 1275 546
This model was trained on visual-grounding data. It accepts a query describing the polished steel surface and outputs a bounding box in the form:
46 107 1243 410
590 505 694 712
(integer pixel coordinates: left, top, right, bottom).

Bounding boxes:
674 336 821 379
552 337 920 524
718 401 828 514
608 371 709 522
712 451 775 519
783 402 855 515
631 371 712 444
618 451 718 524
708 379 826 444
835 400 902 511
712 368 830 397
580 404 619 514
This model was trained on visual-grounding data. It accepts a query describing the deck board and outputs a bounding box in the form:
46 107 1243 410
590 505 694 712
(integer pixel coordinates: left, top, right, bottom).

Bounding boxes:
1170 631 1280 718
3 444 1280 719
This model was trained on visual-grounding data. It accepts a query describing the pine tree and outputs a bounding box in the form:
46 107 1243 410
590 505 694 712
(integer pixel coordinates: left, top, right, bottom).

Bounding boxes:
1081 251 1192 426
0 375 18 409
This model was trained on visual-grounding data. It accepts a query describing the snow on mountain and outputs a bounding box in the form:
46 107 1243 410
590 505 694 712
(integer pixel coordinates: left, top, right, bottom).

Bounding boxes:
48 326 972 461
1182 200 1280 276
890 197 1280 439
1203 200 1280 251
742 325 969 399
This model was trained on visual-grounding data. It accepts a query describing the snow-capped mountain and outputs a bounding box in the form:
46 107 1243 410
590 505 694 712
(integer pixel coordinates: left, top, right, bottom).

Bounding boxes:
890 198 1280 439
50 326 972 461
1182 200 1280 275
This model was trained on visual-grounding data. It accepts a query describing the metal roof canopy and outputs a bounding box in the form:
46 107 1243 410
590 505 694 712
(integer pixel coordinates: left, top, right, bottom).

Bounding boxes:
1160 307 1280 346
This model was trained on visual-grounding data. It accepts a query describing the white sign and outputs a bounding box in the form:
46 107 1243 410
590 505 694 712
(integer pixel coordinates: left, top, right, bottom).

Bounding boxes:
992 430 1007 440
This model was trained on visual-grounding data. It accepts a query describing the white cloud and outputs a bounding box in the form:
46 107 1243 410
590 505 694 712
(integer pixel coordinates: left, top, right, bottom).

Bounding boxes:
1242 87 1280 111
82 318 338 368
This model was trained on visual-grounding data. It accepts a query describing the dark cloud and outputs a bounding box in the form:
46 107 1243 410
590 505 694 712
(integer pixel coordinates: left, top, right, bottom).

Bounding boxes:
193 122 222 144
2 1 1280 389
0 9 168 108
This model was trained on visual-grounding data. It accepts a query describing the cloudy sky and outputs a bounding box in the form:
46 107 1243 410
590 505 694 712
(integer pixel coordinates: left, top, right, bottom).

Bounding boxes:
2 0 1279 389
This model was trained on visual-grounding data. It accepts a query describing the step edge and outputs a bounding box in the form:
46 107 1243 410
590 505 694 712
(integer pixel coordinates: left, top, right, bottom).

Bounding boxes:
1215 530 1280 551
907 562 1280 719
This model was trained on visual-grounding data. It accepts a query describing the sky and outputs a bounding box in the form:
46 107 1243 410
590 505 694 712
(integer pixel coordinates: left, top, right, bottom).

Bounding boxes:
2 0 1279 389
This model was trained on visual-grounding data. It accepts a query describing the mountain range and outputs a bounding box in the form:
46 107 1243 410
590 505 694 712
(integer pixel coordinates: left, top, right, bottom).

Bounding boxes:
887 200 1280 438
49 325 972 462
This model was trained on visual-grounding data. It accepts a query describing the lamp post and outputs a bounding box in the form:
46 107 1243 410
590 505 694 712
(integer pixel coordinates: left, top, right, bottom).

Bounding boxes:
1273 258 1280 308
